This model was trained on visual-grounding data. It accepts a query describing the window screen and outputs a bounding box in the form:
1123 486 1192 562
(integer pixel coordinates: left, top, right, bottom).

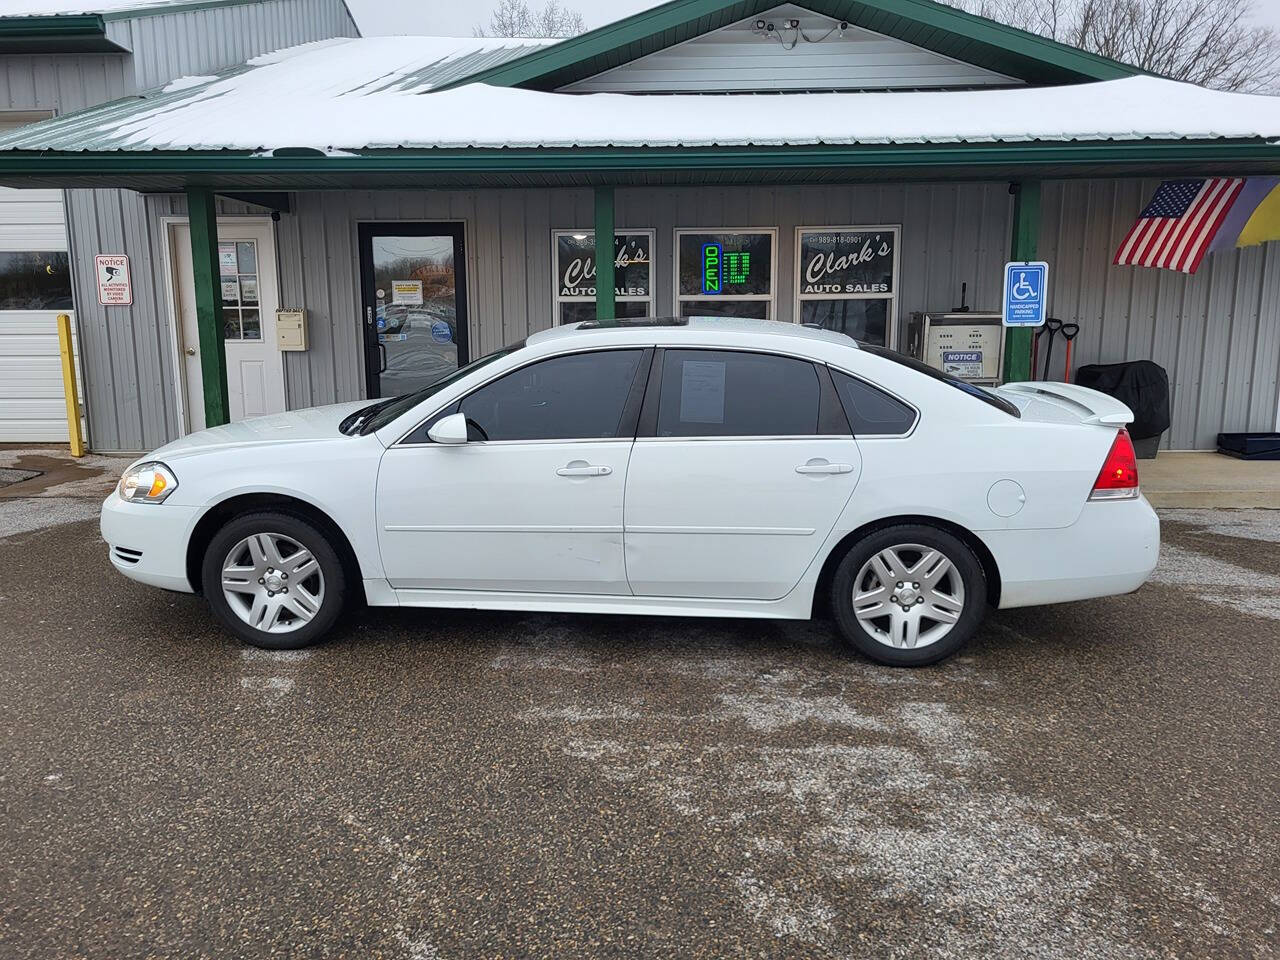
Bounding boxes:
656 350 819 438
459 349 643 441
831 370 917 435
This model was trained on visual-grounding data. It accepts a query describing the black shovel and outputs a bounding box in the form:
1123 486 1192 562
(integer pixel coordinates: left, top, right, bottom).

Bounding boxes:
1041 317 1064 381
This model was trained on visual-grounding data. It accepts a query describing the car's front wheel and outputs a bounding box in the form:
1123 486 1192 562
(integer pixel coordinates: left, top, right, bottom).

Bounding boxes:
830 524 987 666
201 511 346 650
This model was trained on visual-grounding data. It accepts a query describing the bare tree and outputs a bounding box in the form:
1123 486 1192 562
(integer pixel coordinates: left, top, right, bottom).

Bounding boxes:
475 0 586 39
954 0 1280 91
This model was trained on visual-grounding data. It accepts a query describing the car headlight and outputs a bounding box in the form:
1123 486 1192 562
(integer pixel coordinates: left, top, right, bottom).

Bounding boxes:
118 461 178 504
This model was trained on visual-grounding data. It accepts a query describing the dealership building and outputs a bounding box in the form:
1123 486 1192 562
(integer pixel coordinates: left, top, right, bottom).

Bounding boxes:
1 0 1279 453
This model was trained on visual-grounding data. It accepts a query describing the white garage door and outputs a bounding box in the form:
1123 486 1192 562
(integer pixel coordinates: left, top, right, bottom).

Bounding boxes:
0 110 81 444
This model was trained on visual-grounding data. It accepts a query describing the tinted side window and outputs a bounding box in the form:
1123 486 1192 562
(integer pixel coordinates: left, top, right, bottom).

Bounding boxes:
657 350 819 438
831 370 917 435
459 349 643 441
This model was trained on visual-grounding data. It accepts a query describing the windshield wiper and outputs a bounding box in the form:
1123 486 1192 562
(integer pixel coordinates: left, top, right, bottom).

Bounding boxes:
340 401 389 436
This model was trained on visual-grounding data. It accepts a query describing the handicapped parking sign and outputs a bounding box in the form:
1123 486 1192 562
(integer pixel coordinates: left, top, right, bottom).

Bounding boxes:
1002 261 1049 327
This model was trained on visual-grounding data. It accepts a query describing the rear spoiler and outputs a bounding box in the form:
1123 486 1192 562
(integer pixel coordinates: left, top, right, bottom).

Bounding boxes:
997 382 1134 427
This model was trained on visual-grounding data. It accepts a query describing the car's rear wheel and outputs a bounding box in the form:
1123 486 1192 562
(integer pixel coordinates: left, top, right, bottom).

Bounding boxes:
201 511 346 650
830 524 986 666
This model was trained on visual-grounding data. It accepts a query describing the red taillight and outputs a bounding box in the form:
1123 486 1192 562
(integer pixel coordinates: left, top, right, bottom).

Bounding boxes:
1090 428 1139 500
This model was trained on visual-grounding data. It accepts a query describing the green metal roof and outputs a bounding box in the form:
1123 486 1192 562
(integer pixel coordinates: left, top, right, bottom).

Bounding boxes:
0 0 279 52
451 0 1142 92
0 37 551 154
2 139 1278 192
0 14 121 53
1 0 270 23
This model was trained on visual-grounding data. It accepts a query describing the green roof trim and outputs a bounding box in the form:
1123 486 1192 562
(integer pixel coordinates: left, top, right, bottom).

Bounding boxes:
451 0 1141 91
0 13 126 52
1 139 1276 181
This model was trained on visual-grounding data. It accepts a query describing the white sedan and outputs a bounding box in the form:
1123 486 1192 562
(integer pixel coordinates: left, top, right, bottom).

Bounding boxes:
101 317 1159 666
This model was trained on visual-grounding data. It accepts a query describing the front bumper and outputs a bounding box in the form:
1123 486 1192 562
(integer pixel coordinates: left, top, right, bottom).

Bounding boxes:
100 493 200 593
984 494 1161 609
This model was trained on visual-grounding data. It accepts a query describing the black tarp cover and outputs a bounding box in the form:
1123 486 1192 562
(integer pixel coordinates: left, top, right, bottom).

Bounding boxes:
1074 360 1171 440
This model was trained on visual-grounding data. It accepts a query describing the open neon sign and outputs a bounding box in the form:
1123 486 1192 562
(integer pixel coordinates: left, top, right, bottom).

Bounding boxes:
701 242 751 295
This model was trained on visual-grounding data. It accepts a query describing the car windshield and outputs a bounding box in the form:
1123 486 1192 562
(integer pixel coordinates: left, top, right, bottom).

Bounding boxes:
343 340 526 436
859 344 1021 419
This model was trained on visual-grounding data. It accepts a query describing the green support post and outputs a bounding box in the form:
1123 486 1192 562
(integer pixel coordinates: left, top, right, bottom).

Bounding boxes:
1003 181 1041 384
186 186 230 426
593 185 616 325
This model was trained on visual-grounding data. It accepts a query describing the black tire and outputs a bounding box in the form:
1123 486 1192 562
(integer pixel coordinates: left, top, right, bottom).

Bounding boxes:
830 524 987 667
201 510 346 650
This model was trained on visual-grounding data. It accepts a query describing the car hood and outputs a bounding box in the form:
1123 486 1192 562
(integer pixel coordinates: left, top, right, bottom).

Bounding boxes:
143 401 373 463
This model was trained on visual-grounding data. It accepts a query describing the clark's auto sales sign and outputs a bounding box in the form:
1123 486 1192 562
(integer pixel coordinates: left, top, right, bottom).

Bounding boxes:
557 233 651 298
799 230 895 296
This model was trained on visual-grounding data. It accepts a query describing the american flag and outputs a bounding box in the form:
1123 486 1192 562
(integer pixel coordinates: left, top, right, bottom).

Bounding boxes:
1113 178 1244 274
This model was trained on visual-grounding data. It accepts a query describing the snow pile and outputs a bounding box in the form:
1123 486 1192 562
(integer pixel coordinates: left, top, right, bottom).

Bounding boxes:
2 34 1280 153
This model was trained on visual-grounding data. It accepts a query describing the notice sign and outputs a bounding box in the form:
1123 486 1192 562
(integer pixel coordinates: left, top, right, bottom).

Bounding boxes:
1002 261 1048 327
942 350 983 378
95 254 132 306
391 280 423 305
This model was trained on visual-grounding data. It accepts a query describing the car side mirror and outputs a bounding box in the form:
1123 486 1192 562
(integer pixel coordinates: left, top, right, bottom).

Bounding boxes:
427 411 468 445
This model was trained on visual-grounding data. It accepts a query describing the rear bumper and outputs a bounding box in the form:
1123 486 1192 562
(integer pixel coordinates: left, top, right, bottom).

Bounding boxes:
985 494 1160 609
100 494 199 593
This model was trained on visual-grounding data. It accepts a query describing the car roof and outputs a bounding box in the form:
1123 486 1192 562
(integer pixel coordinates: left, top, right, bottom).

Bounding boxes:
525 316 862 350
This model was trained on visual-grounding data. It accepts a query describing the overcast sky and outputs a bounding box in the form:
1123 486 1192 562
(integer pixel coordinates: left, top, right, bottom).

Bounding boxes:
347 0 1280 36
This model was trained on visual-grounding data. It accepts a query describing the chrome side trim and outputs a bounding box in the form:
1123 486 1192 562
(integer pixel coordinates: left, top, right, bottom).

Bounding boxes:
625 525 815 536
384 524 623 533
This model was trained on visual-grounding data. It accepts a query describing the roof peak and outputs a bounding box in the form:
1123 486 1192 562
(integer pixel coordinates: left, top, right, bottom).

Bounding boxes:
448 0 1140 92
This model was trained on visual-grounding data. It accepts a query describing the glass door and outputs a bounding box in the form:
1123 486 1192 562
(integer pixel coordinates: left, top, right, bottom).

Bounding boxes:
359 223 468 399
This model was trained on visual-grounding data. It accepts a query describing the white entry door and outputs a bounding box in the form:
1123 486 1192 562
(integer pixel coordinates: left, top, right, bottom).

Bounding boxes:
171 219 285 432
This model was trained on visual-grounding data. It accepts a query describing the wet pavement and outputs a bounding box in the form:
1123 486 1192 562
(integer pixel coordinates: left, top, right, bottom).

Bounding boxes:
1 507 1277 959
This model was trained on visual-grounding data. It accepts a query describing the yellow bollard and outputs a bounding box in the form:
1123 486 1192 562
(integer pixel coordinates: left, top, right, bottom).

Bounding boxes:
56 313 85 458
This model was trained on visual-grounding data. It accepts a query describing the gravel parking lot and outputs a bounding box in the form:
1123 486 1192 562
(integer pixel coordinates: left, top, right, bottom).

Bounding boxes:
1 506 1277 960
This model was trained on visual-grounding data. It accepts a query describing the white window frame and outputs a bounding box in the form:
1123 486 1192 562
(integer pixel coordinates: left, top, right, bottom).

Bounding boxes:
674 227 778 320
552 228 655 325
794 225 901 349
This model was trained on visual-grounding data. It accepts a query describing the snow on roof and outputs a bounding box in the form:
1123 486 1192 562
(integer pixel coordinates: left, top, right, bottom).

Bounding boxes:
1 36 1279 155
1 0 232 16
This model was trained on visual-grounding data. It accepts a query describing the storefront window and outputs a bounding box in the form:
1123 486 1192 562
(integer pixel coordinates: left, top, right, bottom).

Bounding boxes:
795 227 899 347
219 240 262 340
676 229 775 319
0 251 72 311
553 230 654 324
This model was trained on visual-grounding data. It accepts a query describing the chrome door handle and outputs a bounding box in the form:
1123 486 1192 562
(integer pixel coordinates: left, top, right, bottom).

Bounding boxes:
795 459 853 475
557 463 612 477
185 347 197 356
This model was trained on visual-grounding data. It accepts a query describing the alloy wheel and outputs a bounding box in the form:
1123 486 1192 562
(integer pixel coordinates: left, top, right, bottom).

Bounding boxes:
851 543 966 650
220 532 326 634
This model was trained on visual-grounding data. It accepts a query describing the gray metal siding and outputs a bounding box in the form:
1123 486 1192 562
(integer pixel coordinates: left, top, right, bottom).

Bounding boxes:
105 178 1277 452
563 3 1018 92
71 192 260 451
106 0 360 91
1040 179 1280 449
0 55 133 113
271 183 1012 412
59 0 359 451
